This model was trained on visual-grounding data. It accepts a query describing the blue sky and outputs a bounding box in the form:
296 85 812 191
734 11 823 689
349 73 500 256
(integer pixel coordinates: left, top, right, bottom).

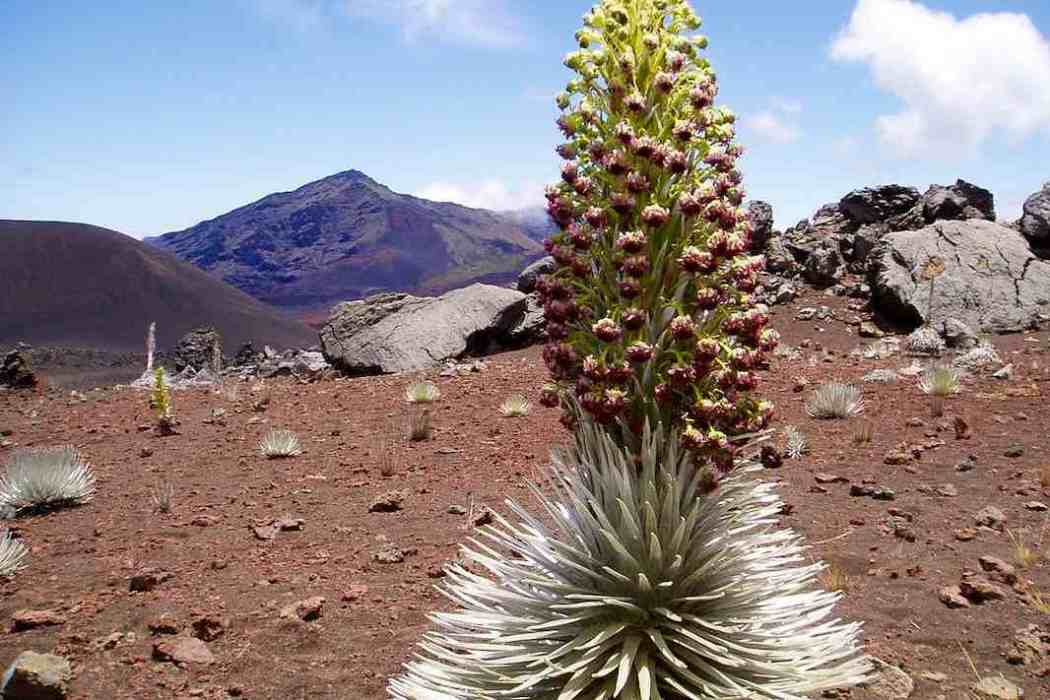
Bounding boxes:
3 0 1049 237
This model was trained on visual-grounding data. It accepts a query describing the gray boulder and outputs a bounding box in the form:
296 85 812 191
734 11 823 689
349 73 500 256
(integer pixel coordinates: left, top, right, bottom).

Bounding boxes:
320 284 535 374
0 351 37 390
802 242 845 288
840 185 922 227
173 327 222 373
1 651 72 699
922 179 995 223
517 257 555 294
1020 182 1050 246
869 219 1050 333
764 234 798 275
746 200 775 250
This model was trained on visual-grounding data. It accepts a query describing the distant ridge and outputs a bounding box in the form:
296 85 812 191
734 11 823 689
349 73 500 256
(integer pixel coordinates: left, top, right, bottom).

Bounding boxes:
148 170 552 311
0 220 315 351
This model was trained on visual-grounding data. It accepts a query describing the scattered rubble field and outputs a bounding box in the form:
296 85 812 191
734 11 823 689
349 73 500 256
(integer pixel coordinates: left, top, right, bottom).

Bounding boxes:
0 293 1048 699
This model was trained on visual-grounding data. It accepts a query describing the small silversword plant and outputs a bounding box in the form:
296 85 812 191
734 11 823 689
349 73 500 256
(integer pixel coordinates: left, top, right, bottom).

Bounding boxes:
151 480 175 513
0 446 96 512
806 383 864 420
905 326 946 356
499 394 531 417
919 365 961 397
259 429 302 459
0 530 28 577
783 424 808 459
405 381 441 404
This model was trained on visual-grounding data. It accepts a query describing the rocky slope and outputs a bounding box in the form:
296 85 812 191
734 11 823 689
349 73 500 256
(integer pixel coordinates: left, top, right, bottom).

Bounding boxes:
0 221 315 352
149 170 550 311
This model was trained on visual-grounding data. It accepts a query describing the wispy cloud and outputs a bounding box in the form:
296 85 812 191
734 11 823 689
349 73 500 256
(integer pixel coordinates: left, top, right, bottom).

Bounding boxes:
743 98 803 145
831 0 1050 158
416 179 542 211
246 0 526 48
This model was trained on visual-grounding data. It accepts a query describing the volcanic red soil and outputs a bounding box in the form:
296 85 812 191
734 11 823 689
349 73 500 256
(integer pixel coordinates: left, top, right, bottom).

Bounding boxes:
1 291 1048 699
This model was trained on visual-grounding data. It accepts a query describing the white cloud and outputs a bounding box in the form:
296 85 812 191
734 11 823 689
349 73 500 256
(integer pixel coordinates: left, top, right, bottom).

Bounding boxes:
247 0 524 47
743 111 801 145
770 97 803 115
831 0 1050 158
416 179 542 211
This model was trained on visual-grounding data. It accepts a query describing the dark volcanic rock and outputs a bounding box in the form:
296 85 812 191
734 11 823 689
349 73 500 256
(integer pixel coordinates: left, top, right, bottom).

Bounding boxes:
320 284 535 375
517 256 555 294
840 185 921 225
1020 181 1050 246
922 179 995 223
0 651 72 699
869 220 1050 332
802 242 845 288
0 350 37 390
173 327 223 372
746 201 775 250
150 170 545 310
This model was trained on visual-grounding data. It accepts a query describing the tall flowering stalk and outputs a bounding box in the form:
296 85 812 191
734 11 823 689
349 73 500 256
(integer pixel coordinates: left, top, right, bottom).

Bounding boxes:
537 0 776 483
391 2 868 697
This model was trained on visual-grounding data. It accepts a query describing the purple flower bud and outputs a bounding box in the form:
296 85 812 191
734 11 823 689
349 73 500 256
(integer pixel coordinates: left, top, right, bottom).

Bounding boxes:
626 172 650 193
696 287 719 309
654 72 675 94
759 328 780 352
607 362 633 385
678 246 716 274
570 227 593 251
667 364 696 387
540 384 561 408
632 135 656 158
618 279 642 299
615 122 635 145
695 337 720 360
650 145 670 168
611 192 636 215
682 423 707 450
584 207 608 228
654 383 672 403
678 191 702 216
588 141 608 161
556 115 576 137
689 84 713 109
667 51 686 72
625 92 646 113
641 205 670 227
666 150 688 174
672 120 694 142
622 255 650 278
592 318 623 343
573 176 594 197
603 150 629 176
561 161 579 184
616 230 647 254
556 143 577 160
670 316 696 340
622 308 647 330
625 342 654 363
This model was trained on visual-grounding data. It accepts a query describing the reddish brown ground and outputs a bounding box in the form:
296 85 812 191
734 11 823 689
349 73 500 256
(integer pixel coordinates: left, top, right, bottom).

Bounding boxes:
0 291 1048 699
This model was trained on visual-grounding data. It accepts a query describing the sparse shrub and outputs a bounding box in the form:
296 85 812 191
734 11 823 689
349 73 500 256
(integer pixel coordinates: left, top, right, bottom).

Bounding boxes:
405 381 441 404
1009 530 1040 570
392 1 868 696
919 365 961 396
0 446 96 512
498 394 531 417
853 421 875 445
905 326 945 356
783 425 808 459
819 562 850 594
807 383 864 419
152 367 176 435
258 429 302 459
407 408 433 442
151 480 175 513
0 530 27 577
1030 589 1050 614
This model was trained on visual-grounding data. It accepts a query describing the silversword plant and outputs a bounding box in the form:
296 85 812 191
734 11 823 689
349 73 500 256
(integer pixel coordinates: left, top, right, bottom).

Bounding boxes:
806 383 864 420
0 446 96 512
259 429 302 459
405 380 441 404
499 394 531 417
783 424 808 459
0 530 27 577
905 326 945 356
392 0 867 696
919 365 961 397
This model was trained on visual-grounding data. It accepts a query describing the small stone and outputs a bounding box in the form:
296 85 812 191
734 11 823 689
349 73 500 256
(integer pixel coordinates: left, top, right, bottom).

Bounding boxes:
959 576 1007 603
815 473 849 484
972 676 1023 699
1004 444 1025 458
953 416 972 440
939 585 971 608
979 556 1018 585
147 613 180 636
1024 501 1048 512
191 614 227 642
369 490 407 513
0 651 72 700
884 451 911 466
341 584 369 603
974 506 1007 531
252 525 278 541
936 484 959 497
472 507 496 527
992 365 1014 380
129 568 173 592
447 504 467 515
856 657 915 699
921 671 948 683
190 514 219 527
954 528 978 542
273 515 304 531
152 636 215 666
955 455 978 472
373 543 414 564
872 487 896 501
11 609 66 632
280 597 325 622
859 321 884 338
906 417 925 428
1007 625 1049 666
